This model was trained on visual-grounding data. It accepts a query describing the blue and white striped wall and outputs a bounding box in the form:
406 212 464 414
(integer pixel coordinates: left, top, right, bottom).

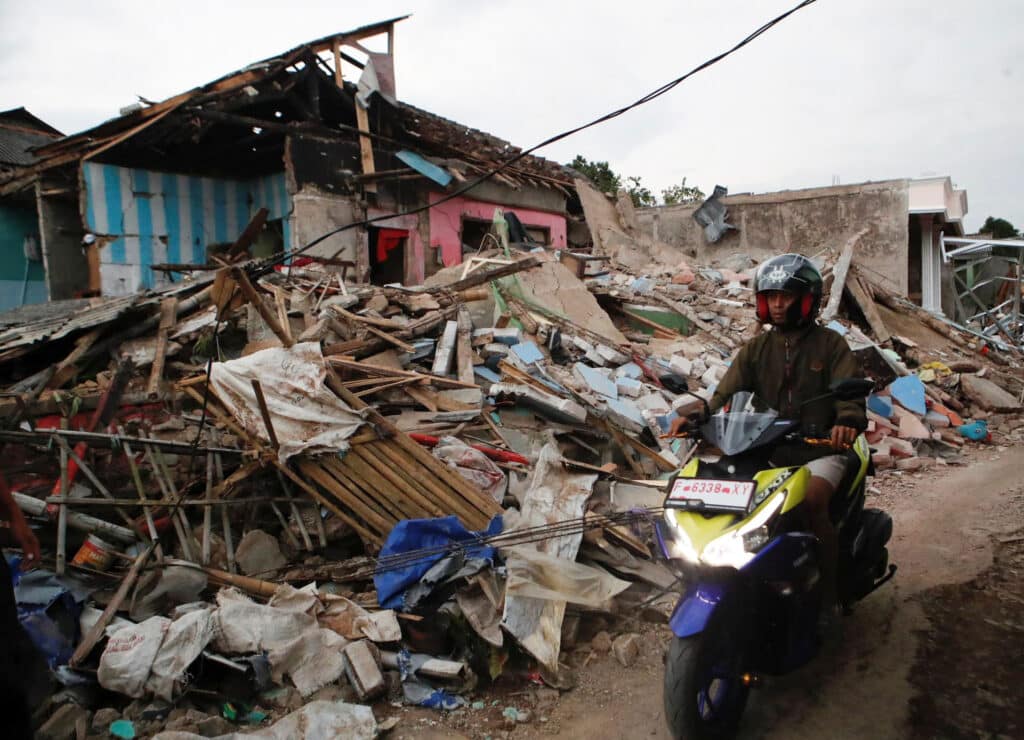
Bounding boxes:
82 163 291 295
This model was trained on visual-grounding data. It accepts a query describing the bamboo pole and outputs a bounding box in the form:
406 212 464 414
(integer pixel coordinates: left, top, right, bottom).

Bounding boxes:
56 421 68 575
119 429 163 562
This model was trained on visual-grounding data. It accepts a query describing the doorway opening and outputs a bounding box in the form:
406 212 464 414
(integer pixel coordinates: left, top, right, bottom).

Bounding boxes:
369 227 408 285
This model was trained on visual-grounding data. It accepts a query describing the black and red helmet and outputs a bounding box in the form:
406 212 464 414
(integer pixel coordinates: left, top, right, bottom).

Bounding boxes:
753 253 823 327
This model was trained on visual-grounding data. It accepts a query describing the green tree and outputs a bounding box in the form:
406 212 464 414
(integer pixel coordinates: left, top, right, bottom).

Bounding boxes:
568 155 658 207
569 155 621 194
661 177 706 205
981 216 1020 239
625 176 656 208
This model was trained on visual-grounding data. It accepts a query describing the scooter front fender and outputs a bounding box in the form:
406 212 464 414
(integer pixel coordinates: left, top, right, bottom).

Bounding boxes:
668 581 727 638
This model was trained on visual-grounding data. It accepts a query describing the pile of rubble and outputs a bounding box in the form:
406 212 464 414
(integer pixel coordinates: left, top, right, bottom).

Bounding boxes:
3 199 1023 740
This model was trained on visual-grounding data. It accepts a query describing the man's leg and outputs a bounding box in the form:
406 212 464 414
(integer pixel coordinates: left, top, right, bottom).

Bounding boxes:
805 476 838 606
804 455 846 609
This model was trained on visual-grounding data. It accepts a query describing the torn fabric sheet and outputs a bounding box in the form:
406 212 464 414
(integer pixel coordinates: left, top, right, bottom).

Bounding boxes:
501 442 597 671
504 545 631 608
208 342 366 461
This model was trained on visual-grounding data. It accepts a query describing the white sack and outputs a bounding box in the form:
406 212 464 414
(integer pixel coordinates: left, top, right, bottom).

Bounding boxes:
98 616 171 698
145 609 215 701
152 700 377 740
208 342 366 461
212 589 349 697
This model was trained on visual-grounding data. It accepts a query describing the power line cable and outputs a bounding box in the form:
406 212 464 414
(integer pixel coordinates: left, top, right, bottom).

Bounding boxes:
257 0 818 273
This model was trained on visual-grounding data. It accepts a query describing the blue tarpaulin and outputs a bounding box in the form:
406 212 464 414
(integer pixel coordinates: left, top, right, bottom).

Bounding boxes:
374 516 502 610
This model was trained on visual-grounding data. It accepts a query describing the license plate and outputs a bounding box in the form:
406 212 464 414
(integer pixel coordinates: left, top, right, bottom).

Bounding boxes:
668 478 755 511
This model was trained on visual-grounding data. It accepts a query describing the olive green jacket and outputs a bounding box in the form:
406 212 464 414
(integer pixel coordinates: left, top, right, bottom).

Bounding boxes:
709 323 867 435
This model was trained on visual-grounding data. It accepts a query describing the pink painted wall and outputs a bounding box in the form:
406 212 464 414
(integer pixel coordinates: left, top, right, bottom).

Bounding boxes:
367 209 426 285
428 194 567 267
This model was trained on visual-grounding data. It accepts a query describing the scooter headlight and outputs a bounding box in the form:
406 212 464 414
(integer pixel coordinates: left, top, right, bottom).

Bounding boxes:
700 494 786 569
662 508 699 564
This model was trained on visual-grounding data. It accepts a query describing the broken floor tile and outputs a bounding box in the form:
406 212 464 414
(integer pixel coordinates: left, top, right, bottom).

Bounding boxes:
573 363 617 399
510 341 545 366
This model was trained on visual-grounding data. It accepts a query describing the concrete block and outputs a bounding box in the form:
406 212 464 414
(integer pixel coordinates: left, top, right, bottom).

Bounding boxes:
892 406 930 439
571 335 595 353
431 320 458 376
612 633 642 667
614 362 644 381
616 377 644 398
596 344 630 366
636 392 671 414
896 457 934 472
669 355 692 377
584 349 608 367
439 388 484 407
605 398 646 432
485 327 520 345
482 343 510 359
343 641 385 700
574 363 618 399
961 374 1022 412
886 437 916 458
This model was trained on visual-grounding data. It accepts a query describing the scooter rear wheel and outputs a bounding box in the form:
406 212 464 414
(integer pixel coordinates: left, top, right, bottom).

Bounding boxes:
663 631 749 740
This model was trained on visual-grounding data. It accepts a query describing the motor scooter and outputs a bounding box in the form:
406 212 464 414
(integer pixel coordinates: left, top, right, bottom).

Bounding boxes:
656 378 896 739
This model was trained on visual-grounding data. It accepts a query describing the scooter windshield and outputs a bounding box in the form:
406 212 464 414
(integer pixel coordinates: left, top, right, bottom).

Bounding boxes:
702 392 779 455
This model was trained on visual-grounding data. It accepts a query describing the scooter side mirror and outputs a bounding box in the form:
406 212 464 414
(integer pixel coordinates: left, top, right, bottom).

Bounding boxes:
830 377 875 400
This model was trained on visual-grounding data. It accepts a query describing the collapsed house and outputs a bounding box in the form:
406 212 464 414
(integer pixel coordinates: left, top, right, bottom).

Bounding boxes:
0 17 574 301
1 21 1023 739
635 177 968 317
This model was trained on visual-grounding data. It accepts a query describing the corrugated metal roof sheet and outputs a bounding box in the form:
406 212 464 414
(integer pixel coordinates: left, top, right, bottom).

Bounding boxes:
0 293 155 354
0 126 58 167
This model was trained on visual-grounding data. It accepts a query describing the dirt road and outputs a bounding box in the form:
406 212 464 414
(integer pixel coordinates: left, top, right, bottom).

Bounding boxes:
526 449 1024 739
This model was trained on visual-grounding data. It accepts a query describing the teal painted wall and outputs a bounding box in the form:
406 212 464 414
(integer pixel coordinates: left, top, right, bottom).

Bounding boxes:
0 202 46 310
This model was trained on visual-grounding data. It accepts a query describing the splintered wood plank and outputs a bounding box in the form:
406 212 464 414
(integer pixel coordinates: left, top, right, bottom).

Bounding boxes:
355 103 376 193
147 297 178 395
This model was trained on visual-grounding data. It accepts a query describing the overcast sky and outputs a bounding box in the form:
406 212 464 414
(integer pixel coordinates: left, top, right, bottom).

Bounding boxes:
2 0 1020 232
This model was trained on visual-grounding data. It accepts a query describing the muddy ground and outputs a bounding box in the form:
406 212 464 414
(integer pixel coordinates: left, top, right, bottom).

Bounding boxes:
388 446 1024 740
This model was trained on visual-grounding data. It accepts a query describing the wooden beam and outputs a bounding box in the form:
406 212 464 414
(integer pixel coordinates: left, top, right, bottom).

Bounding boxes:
425 255 541 295
147 297 178 396
821 228 867 322
846 270 891 343
231 267 294 347
354 102 376 193
69 544 156 667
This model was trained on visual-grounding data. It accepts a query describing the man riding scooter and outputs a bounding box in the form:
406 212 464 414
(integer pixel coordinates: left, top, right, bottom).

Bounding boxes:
670 253 867 619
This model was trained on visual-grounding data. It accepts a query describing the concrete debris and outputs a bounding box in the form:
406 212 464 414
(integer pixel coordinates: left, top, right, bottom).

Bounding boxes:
0 103 1022 740
612 633 642 667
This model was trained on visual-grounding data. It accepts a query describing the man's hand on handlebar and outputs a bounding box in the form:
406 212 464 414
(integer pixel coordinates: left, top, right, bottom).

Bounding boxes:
830 424 858 449
666 398 708 437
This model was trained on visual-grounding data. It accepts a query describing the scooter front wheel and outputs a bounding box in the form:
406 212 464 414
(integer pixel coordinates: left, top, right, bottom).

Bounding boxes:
663 632 749 740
